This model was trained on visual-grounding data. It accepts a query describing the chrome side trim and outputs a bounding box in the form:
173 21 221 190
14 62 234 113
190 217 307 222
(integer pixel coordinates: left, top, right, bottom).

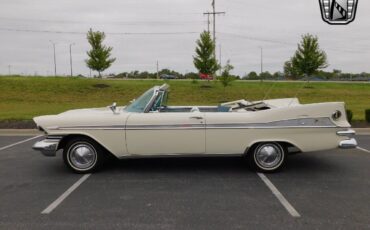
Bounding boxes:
49 125 126 130
118 153 244 159
47 118 339 131
127 124 205 130
339 138 357 149
206 125 336 129
337 129 356 137
206 118 336 129
32 138 61 157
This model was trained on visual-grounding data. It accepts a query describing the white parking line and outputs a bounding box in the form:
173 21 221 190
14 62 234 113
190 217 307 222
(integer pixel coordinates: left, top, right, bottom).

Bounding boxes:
0 135 43 151
257 173 301 218
357 147 370 153
41 174 91 214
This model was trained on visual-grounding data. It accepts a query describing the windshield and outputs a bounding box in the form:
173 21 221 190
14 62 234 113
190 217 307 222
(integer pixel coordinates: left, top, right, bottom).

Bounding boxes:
124 88 155 113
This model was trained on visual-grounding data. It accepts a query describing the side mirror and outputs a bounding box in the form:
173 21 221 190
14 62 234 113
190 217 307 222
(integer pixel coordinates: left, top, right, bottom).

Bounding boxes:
109 102 118 114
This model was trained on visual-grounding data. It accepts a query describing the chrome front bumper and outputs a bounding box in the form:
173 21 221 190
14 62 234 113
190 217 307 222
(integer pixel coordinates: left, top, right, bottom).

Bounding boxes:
32 138 61 157
337 129 357 149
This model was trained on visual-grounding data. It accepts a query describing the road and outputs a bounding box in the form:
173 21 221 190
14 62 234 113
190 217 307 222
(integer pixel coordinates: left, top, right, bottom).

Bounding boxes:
0 135 369 229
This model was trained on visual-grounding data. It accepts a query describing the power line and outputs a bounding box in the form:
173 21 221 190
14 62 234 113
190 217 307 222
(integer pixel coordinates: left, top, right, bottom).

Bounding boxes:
0 27 367 55
0 28 199 35
219 32 293 46
218 32 369 54
0 16 204 25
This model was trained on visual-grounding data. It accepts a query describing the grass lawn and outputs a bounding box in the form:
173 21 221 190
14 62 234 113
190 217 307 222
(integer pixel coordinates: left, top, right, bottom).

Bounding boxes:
0 76 369 121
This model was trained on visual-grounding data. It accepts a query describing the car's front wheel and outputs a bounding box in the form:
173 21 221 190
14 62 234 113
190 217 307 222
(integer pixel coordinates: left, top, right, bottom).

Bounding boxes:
248 142 286 173
63 137 103 173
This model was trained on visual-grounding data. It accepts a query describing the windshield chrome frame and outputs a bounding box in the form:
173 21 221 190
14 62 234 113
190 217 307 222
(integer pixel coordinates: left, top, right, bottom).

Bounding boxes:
143 84 169 113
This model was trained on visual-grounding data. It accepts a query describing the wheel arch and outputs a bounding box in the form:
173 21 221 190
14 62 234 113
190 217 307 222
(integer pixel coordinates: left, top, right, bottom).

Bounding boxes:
244 140 302 155
57 134 117 159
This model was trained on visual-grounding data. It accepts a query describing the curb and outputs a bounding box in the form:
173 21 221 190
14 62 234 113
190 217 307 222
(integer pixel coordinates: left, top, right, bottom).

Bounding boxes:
355 128 370 135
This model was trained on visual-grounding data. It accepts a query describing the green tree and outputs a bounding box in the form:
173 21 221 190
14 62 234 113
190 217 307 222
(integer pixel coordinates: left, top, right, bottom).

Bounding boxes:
243 71 258 80
284 60 302 80
259 71 273 80
291 34 328 80
193 31 219 76
273 71 283 79
85 28 116 77
218 60 235 95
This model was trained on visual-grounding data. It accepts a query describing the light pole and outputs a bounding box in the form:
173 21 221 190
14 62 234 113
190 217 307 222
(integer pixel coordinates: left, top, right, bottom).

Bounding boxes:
260 46 263 74
49 40 57 76
156 60 159 79
69 43 75 77
260 46 263 82
8 65 11 75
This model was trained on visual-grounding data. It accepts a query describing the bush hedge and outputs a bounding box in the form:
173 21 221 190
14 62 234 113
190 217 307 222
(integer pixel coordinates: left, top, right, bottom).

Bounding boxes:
366 109 370 123
346 109 353 123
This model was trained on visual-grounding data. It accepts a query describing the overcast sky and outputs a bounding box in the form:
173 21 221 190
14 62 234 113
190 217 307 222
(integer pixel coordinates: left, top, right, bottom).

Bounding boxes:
0 0 369 76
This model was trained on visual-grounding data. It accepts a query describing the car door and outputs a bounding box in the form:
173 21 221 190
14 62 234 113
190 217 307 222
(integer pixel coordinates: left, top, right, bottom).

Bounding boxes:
205 112 253 155
126 112 206 155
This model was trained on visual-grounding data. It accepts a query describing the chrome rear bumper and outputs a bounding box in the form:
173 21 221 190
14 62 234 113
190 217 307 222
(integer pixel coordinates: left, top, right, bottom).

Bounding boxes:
32 138 61 157
339 138 357 149
337 129 357 149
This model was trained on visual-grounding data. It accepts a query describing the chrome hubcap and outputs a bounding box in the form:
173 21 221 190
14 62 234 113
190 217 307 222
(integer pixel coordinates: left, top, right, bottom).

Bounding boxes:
255 144 282 169
69 143 97 169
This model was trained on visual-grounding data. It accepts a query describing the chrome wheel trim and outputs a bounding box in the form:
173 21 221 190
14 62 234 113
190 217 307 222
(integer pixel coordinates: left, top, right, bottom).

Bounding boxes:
67 142 97 171
254 143 284 170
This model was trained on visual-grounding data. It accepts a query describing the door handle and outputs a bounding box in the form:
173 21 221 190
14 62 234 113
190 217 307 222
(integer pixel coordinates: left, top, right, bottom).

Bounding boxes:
189 116 203 120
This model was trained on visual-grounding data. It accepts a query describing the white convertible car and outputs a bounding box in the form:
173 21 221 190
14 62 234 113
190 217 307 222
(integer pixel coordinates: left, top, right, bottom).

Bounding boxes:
33 84 357 173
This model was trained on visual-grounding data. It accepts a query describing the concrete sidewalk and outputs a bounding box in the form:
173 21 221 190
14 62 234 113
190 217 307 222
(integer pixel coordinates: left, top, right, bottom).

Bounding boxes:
0 128 369 136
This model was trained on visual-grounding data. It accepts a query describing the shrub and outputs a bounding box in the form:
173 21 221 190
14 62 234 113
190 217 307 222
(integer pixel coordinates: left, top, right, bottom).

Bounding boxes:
346 109 353 123
365 109 370 123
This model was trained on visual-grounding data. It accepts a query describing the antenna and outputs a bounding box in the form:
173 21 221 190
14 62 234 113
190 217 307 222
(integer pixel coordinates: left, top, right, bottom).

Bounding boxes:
288 75 310 106
262 81 277 101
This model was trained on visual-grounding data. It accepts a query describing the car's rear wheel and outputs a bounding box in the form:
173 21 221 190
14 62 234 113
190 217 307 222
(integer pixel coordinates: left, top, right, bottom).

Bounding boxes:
248 142 286 173
63 137 103 173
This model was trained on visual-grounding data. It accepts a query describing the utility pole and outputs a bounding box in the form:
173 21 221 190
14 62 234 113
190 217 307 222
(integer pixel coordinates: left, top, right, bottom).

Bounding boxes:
156 61 159 79
69 43 75 77
219 45 222 76
49 40 57 76
8 65 11 75
203 0 225 76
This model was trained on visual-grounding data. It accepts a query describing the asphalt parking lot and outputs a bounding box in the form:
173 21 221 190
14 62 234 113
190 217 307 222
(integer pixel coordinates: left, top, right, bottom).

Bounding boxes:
0 135 369 230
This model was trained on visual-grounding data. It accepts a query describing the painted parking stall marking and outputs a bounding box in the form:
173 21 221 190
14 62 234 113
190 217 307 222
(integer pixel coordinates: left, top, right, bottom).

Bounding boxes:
357 147 370 153
0 135 43 151
257 173 301 218
41 174 91 214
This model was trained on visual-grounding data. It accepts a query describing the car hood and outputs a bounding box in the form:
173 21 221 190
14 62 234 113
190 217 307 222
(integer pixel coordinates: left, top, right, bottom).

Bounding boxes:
58 106 127 115
60 107 111 115
33 106 127 132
